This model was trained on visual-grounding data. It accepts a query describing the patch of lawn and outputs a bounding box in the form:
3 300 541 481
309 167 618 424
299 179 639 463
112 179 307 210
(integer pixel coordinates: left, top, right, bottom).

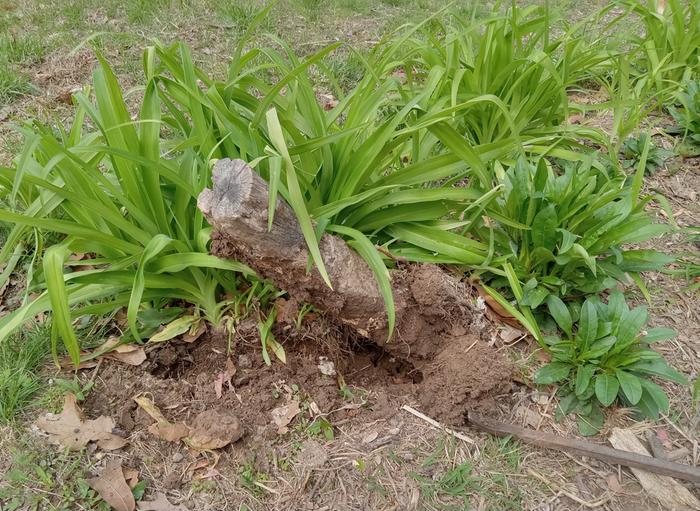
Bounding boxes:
410 435 526 510
0 62 33 104
0 324 50 422
0 434 110 511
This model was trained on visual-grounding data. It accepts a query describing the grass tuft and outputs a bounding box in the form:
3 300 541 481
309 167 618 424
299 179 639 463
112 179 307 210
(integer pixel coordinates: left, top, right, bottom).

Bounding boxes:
0 323 50 422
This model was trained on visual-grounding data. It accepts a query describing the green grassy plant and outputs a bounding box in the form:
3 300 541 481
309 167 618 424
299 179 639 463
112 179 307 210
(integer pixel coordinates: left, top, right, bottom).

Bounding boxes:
0 1 676 379
670 79 700 154
0 438 111 510
390 5 615 149
616 0 700 103
0 61 33 103
0 323 50 422
620 133 671 174
0 54 261 366
0 34 46 65
536 291 686 434
474 157 672 327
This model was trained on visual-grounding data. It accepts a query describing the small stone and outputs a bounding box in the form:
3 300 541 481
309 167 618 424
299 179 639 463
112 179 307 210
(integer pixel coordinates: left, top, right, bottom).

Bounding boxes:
172 452 184 463
238 354 252 369
318 356 336 376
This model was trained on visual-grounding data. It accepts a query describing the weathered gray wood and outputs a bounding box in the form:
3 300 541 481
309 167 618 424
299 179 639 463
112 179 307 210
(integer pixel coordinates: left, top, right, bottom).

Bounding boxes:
468 412 700 486
610 428 700 510
198 158 387 337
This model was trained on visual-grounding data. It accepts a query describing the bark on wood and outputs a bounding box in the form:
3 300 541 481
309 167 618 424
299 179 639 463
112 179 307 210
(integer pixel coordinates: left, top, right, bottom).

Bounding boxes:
198 158 386 337
198 159 475 355
198 158 513 423
468 413 700 488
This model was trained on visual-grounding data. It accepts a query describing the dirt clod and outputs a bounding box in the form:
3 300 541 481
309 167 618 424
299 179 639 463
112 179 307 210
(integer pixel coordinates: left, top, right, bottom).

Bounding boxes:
186 409 243 450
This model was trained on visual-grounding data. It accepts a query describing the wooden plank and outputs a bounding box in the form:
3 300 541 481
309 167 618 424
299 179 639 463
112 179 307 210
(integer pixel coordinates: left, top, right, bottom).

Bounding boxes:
467 412 700 484
609 428 700 510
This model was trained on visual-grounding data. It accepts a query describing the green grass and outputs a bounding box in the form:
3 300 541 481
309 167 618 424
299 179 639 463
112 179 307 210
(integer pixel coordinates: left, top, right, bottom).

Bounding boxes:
0 62 33 104
0 436 112 511
410 435 525 510
0 323 50 422
0 35 47 65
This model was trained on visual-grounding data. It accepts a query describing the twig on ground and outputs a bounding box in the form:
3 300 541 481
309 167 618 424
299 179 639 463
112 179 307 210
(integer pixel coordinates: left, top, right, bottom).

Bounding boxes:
526 468 612 508
87 357 103 386
400 405 474 444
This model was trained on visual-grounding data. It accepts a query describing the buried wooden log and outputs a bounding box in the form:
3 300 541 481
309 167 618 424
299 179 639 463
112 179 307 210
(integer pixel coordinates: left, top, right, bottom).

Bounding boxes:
197 158 388 338
467 412 700 486
197 159 476 356
197 158 513 423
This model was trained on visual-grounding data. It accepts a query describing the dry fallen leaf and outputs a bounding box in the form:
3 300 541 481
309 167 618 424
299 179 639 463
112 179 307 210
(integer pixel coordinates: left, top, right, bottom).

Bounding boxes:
122 467 140 489
271 399 301 434
106 344 147 366
515 405 541 428
138 492 190 511
60 339 146 369
36 394 127 450
475 285 523 328
100 337 147 366
498 324 525 344
181 321 206 343
186 409 242 450
606 473 623 493
214 358 237 398
87 459 136 511
274 297 299 324
213 374 225 399
133 395 190 443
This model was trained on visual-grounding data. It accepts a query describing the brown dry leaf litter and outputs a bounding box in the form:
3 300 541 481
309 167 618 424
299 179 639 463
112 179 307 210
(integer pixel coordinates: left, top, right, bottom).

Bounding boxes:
87 459 136 511
213 357 236 398
123 467 140 489
59 338 147 369
133 395 190 443
35 394 127 450
271 398 302 435
108 345 147 366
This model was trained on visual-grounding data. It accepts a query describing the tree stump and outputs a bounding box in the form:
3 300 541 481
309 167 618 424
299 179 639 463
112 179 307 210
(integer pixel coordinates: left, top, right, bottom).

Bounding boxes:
198 158 512 423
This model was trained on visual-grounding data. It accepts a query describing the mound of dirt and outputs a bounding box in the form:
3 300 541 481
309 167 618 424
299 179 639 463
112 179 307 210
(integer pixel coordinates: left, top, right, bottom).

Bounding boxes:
81 314 513 470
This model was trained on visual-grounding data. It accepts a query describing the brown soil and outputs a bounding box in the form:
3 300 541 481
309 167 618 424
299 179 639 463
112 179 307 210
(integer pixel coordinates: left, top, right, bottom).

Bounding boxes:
77 311 514 496
85 315 512 434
